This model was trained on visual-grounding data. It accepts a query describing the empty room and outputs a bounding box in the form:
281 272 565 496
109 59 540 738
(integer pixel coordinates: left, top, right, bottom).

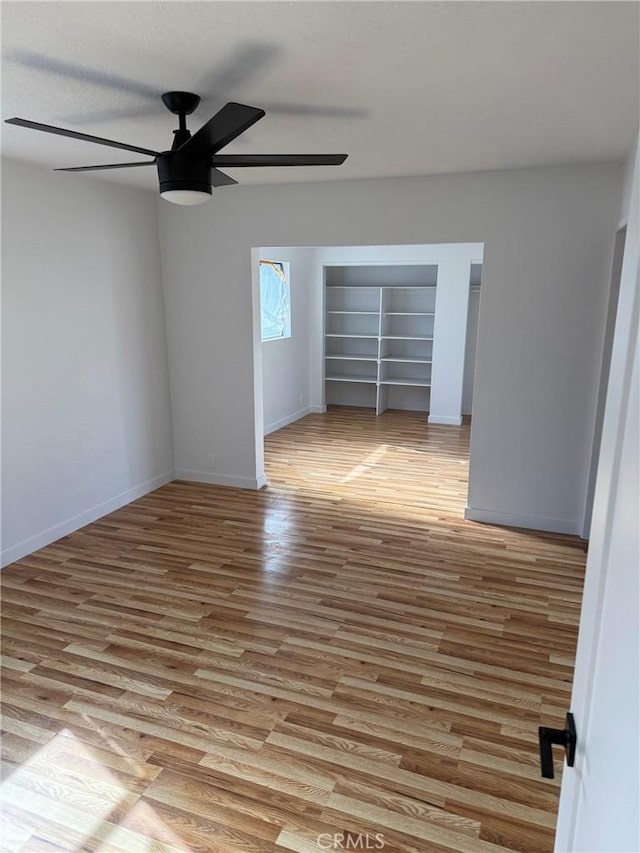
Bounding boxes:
1 2 638 852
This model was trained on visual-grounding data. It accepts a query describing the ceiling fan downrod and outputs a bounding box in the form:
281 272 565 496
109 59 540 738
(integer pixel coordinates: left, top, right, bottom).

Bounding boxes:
161 91 200 150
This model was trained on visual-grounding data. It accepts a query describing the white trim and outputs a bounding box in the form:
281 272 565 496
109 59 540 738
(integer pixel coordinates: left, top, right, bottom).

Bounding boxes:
580 224 628 539
464 505 580 535
428 415 463 426
255 474 268 489
175 468 263 490
1 471 174 569
251 247 266 494
264 405 317 436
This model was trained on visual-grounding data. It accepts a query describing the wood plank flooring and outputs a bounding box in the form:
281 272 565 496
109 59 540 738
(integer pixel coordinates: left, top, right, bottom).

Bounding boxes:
0 407 587 852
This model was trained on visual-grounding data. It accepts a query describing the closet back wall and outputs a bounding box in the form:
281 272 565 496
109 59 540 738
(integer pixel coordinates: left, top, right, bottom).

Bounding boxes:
158 162 622 534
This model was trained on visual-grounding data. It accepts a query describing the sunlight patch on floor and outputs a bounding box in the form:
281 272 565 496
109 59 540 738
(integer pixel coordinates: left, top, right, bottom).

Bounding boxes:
0 729 190 852
339 444 389 484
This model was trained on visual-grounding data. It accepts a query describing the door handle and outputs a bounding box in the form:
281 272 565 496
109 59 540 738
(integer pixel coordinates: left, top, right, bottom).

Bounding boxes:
538 712 577 778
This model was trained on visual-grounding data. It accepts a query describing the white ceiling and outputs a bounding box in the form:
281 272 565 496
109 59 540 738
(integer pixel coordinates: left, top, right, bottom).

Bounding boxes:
2 1 638 191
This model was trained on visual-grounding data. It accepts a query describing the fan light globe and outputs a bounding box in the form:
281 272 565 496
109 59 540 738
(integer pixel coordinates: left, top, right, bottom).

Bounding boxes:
160 189 211 206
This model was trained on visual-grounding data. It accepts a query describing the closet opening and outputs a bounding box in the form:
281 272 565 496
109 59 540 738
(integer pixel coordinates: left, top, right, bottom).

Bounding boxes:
251 242 485 513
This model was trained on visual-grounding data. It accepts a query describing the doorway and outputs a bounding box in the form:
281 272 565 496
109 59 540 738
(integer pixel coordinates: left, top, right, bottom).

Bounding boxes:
251 242 484 491
582 226 627 538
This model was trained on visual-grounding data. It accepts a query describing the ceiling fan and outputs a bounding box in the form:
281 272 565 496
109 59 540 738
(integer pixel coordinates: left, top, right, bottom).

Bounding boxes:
4 91 348 205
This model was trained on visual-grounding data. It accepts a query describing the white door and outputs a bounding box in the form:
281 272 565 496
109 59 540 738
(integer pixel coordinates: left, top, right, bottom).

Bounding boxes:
554 143 639 852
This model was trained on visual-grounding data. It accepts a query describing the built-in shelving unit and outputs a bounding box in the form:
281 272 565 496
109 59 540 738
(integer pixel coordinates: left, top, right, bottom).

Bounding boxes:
324 265 438 414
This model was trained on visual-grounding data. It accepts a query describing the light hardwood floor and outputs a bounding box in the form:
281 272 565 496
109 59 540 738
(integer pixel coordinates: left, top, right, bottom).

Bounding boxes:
0 408 587 853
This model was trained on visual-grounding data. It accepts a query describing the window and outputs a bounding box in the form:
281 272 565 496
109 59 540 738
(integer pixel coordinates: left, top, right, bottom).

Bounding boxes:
260 260 291 341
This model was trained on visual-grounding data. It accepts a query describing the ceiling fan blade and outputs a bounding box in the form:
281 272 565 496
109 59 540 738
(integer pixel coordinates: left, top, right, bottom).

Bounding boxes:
178 102 265 160
7 51 159 99
4 118 159 157
61 105 163 125
54 161 156 172
198 42 280 101
211 168 238 187
211 154 348 167
259 103 368 119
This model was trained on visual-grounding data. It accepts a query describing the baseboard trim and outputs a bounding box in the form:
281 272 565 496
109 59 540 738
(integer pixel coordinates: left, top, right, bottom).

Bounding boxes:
175 468 263 490
1 471 174 569
264 406 319 436
464 505 580 535
428 415 463 426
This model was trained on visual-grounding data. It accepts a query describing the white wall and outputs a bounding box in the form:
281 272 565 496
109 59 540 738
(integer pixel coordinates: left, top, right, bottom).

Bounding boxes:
1 157 174 567
260 247 318 435
159 162 622 534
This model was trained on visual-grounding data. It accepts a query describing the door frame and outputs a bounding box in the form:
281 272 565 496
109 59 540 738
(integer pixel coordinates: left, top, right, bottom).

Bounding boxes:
581 225 627 538
554 146 639 850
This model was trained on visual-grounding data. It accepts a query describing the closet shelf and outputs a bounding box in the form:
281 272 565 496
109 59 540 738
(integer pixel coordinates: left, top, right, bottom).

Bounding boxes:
381 357 432 364
380 378 431 387
326 375 377 384
325 333 379 339
384 312 435 317
325 355 378 361
382 335 434 341
327 310 379 315
326 285 436 290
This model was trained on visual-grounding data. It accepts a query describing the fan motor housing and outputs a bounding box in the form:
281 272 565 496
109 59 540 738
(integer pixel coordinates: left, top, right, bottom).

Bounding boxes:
156 152 212 196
